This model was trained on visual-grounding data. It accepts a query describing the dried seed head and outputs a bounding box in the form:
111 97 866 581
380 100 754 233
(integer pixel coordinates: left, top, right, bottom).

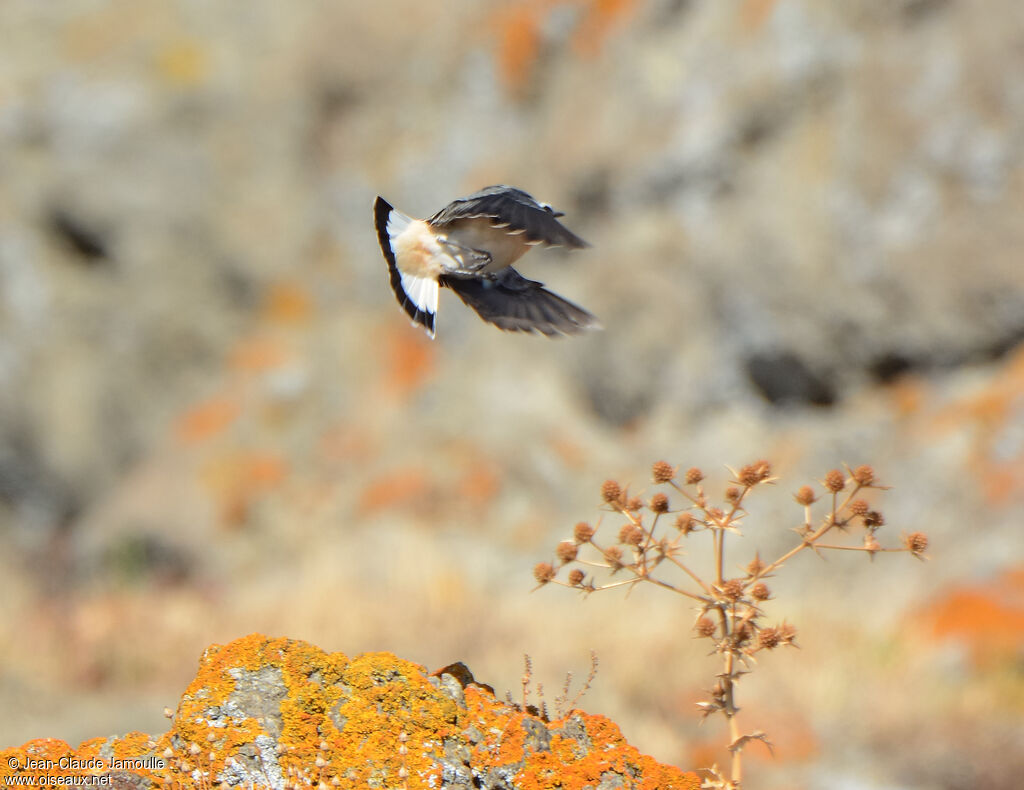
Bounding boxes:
618 524 644 546
706 507 725 522
603 545 624 569
794 485 816 506
734 622 752 644
652 460 676 484
904 532 928 557
864 510 885 528
751 582 771 601
824 469 845 493
649 492 669 513
568 568 585 586
725 486 741 504
746 554 765 576
533 562 556 585
852 464 875 486
601 479 622 505
556 540 578 564
675 512 696 534
758 627 780 650
574 521 595 543
850 499 869 517
695 617 717 638
626 496 644 512
685 467 705 485
720 579 744 601
739 460 772 487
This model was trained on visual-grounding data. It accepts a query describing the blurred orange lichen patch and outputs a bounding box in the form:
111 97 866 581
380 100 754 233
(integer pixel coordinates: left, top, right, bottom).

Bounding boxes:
742 710 818 764
262 280 314 325
201 451 289 528
885 373 927 418
457 460 502 509
917 566 1024 667
229 334 292 372
317 422 372 464
175 394 240 443
688 738 723 780
358 466 433 515
491 0 637 97
58 3 149 63
493 1 545 97
572 0 640 56
383 326 436 398
740 0 781 33
156 39 210 87
980 460 1024 503
549 434 586 469
931 345 1024 503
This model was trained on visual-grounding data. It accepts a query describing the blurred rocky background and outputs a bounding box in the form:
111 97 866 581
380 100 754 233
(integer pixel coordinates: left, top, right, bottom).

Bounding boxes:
1 1 1022 788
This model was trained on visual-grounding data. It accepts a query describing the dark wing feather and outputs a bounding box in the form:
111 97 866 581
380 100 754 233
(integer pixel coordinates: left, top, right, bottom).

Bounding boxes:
428 185 589 249
440 267 600 337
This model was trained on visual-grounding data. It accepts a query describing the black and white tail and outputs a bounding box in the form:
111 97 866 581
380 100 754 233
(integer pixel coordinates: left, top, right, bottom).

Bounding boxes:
374 196 439 338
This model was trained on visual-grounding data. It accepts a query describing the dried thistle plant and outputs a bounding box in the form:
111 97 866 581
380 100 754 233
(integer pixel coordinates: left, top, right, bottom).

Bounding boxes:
533 460 928 789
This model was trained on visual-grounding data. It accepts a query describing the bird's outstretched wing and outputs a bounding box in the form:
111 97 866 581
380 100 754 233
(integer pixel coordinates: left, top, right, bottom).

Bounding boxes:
441 267 600 337
428 185 589 249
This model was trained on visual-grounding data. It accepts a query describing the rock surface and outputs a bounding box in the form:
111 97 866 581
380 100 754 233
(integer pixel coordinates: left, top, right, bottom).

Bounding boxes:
0 634 700 790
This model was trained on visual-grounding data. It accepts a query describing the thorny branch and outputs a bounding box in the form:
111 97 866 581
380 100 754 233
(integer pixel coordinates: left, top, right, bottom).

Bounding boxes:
534 460 928 790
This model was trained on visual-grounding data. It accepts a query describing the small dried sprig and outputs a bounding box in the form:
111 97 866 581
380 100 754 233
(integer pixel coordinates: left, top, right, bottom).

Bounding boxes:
503 652 598 723
534 459 927 790
554 650 600 719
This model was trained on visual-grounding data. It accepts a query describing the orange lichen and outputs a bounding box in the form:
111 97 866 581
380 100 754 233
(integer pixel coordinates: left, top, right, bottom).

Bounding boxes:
457 459 502 508
1 635 698 789
931 345 1024 503
175 394 241 443
357 466 433 515
549 434 586 469
201 451 289 528
262 280 314 325
571 0 640 57
156 39 210 87
917 566 1024 667
383 325 436 398
494 2 544 98
228 334 292 372
740 0 781 33
490 0 637 98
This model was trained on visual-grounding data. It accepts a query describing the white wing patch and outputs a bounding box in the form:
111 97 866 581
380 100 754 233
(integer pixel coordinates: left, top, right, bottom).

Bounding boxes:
386 209 413 241
399 271 439 318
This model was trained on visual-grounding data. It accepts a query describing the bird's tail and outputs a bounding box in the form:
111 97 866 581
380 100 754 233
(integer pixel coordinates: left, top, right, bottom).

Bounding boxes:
374 196 438 338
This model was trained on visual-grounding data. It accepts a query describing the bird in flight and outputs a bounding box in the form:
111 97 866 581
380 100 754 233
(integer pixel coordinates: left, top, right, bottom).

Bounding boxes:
373 185 600 338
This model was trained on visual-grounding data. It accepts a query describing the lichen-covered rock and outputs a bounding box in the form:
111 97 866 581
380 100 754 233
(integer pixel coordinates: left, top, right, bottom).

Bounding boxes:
0 634 699 790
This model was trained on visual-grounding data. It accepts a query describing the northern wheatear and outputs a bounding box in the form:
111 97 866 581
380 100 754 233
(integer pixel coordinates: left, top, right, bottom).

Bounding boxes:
373 185 600 338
